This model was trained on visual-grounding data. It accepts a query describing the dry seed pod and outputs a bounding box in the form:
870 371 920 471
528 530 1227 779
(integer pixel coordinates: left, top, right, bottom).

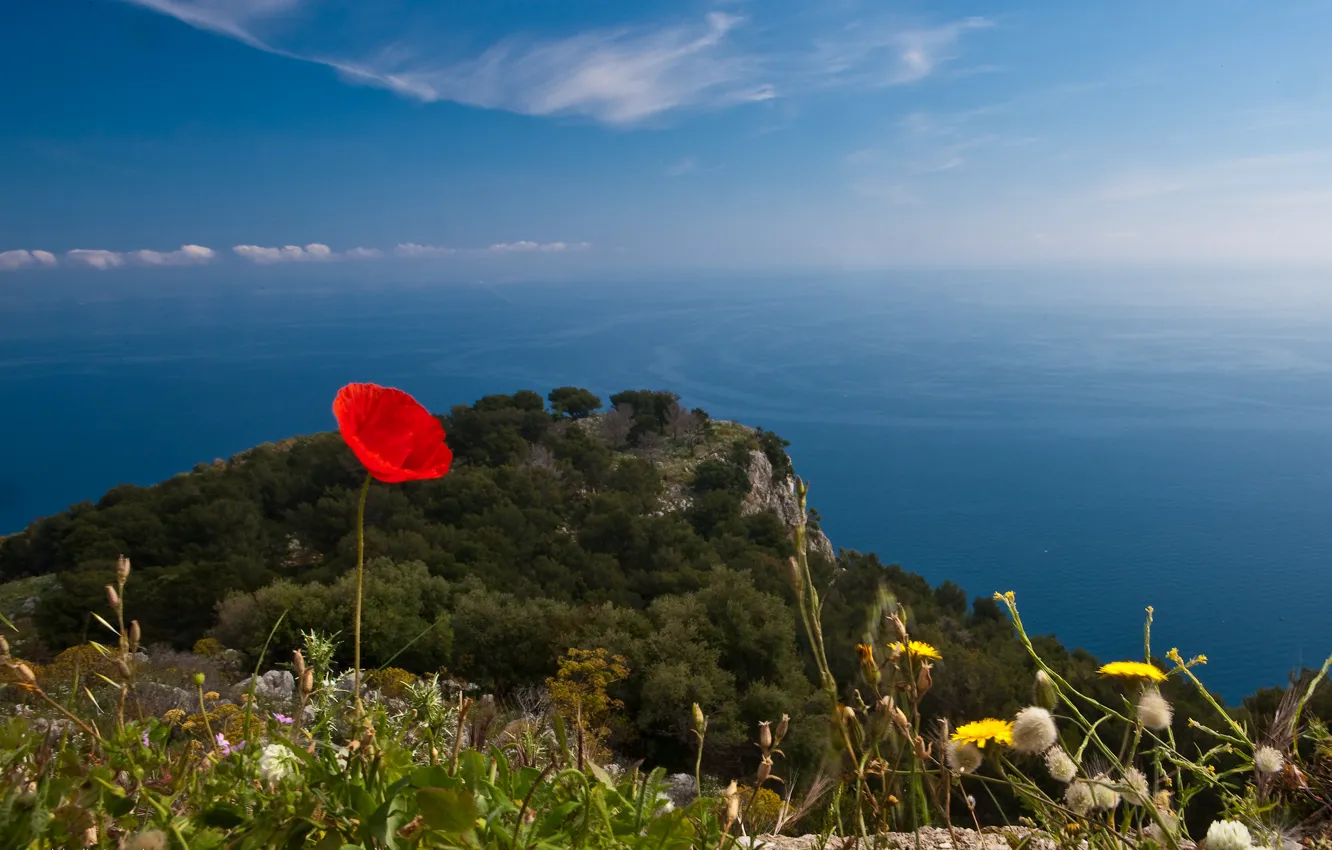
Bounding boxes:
116 555 132 585
773 713 789 746
757 720 772 751
105 585 121 610
13 662 36 685
0 635 10 660
129 621 141 651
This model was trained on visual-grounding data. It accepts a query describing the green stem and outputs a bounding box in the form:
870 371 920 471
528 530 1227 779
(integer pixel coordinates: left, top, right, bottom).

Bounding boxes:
352 472 371 715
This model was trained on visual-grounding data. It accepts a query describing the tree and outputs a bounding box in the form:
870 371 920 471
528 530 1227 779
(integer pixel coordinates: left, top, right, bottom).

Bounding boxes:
664 402 701 439
548 387 602 419
546 647 629 759
600 403 634 448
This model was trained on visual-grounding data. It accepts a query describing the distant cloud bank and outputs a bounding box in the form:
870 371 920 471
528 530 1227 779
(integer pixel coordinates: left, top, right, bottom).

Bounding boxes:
0 240 592 271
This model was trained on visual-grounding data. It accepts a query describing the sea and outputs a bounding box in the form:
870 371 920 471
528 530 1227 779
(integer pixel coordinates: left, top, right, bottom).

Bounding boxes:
3 268 1332 703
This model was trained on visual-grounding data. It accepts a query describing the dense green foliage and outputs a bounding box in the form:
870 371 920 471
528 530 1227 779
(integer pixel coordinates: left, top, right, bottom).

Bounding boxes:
1 386 1326 787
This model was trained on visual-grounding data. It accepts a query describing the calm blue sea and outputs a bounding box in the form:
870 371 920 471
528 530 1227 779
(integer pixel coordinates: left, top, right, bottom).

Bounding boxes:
4 269 1332 701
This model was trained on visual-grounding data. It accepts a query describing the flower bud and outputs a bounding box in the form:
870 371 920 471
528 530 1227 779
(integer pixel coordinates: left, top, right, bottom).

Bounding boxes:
891 705 911 735
773 713 789 746
756 755 773 785
116 555 131 585
1033 670 1059 710
889 614 909 644
116 658 133 679
692 703 706 733
13 662 36 685
855 644 879 687
292 649 306 677
192 672 206 687
129 621 141 651
301 668 314 695
723 780 740 826
757 720 773 751
105 585 121 610
916 661 933 696
0 635 9 660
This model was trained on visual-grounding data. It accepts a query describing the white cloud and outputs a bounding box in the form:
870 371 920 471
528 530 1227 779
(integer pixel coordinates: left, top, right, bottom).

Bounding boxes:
117 2 992 125
0 249 58 271
344 246 385 259
232 243 334 263
394 243 455 258
487 240 591 253
66 249 126 270
129 244 217 265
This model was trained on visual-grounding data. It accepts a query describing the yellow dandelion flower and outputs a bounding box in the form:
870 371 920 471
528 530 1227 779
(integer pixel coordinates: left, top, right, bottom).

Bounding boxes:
951 718 1014 748
855 644 875 664
1097 661 1166 682
888 640 942 661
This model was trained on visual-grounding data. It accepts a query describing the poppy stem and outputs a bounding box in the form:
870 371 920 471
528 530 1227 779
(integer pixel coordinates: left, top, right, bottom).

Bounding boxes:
352 472 371 716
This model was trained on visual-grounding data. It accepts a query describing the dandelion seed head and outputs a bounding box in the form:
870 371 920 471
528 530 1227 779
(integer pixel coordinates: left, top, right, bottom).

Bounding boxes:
1254 746 1284 775
1206 820 1253 850
1065 781 1094 816
1045 746 1078 783
1137 689 1174 731
1122 767 1150 806
945 740 984 774
1090 773 1120 811
125 830 167 850
1011 706 1058 754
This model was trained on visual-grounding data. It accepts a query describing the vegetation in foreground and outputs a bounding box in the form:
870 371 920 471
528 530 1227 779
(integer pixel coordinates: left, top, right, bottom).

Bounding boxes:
2 383 1331 848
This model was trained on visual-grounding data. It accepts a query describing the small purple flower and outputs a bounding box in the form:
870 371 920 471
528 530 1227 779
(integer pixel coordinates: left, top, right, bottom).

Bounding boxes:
272 713 294 725
215 733 244 757
141 731 151 748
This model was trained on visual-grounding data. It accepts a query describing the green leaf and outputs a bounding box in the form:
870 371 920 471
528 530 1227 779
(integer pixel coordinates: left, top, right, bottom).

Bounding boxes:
416 787 478 834
409 765 454 789
586 760 616 790
201 803 247 829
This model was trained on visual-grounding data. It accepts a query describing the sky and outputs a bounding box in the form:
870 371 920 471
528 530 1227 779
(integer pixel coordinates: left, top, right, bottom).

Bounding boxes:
3 0 1332 275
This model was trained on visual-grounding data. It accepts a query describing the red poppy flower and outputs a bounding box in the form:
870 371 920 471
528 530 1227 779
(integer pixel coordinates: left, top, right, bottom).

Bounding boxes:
333 383 453 483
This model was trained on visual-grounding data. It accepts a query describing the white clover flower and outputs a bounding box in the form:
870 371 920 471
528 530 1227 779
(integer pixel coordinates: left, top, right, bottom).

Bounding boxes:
1044 746 1078 783
1011 706 1057 754
945 741 984 774
1065 781 1094 816
1137 689 1173 731
1090 773 1120 811
259 743 301 786
1254 746 1284 775
1206 820 1253 850
1121 767 1150 806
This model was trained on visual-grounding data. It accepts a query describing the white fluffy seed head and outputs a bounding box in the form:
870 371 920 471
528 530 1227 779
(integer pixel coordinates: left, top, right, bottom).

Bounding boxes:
1122 767 1150 806
946 741 984 774
1065 781 1094 816
1254 746 1285 775
1137 688 1174 731
1205 820 1253 850
1090 773 1120 811
1011 706 1058 754
1045 746 1078 783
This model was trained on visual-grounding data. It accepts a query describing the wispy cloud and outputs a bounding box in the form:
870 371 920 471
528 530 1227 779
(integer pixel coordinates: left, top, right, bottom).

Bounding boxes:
116 1 992 125
487 241 591 253
0 250 58 271
667 156 696 176
394 243 455 258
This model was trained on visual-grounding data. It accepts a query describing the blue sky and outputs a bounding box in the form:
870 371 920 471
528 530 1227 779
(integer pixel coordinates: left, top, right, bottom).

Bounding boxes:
3 0 1332 274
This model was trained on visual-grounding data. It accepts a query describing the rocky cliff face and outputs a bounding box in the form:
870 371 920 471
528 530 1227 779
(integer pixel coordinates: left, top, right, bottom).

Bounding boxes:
739 449 835 562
